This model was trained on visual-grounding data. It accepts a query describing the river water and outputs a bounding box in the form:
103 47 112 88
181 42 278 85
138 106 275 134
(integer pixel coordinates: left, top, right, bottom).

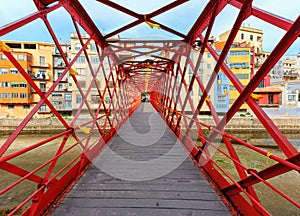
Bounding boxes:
0 134 299 215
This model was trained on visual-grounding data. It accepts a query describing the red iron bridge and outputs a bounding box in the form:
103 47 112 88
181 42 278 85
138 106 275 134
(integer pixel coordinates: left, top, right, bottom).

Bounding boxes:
0 0 299 215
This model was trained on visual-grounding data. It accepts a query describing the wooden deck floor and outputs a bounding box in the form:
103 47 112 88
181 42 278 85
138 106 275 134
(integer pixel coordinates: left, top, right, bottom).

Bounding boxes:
53 103 231 216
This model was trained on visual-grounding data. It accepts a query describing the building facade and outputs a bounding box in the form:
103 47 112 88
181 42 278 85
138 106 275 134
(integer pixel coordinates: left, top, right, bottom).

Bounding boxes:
182 49 216 114
0 51 33 117
52 42 72 116
70 33 105 115
0 41 53 118
215 41 253 111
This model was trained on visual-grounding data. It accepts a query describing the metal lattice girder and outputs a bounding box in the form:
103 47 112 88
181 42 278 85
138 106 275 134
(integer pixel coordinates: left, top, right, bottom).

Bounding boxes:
0 0 299 215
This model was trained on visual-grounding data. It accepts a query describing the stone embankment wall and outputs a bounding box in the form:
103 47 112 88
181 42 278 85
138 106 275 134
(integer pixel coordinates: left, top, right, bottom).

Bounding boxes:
0 116 299 135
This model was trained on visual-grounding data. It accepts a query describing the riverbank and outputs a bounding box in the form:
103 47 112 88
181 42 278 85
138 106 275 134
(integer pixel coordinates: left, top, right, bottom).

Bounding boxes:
1 115 299 138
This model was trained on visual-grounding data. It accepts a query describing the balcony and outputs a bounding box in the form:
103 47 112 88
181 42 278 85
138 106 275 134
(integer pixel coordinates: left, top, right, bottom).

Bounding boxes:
30 63 50 69
30 73 50 81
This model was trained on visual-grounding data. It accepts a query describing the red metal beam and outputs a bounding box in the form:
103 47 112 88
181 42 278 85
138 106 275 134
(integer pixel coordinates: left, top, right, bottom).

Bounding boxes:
229 0 293 31
204 39 298 164
214 16 300 157
62 0 107 49
189 0 252 130
102 0 188 39
0 2 61 37
222 153 300 196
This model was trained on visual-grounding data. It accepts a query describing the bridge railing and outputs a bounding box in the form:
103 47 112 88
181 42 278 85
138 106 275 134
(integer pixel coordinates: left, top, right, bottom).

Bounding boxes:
150 38 300 215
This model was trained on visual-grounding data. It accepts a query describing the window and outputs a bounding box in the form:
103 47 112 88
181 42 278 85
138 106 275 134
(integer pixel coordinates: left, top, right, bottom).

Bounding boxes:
90 43 97 50
27 55 32 62
40 104 47 112
230 62 249 69
79 81 86 88
91 95 100 103
39 69 46 75
75 43 82 50
20 83 27 88
57 70 63 78
18 54 26 61
207 64 211 69
257 80 264 88
65 93 72 101
288 95 296 101
229 51 249 56
105 96 111 104
1 82 10 87
8 104 14 109
241 33 244 40
52 93 62 97
56 58 63 66
207 53 211 58
257 36 262 42
23 105 30 109
1 93 10 98
268 93 274 104
0 68 8 74
199 64 203 74
76 68 86 75
6 43 21 48
10 68 19 74
76 95 82 104
12 93 18 98
40 56 46 66
250 35 253 41
1 54 8 60
229 85 236 90
20 93 27 98
76 56 85 63
91 56 100 63
58 84 63 91
65 101 72 110
40 83 46 91
198 87 202 96
235 74 249 79
24 44 36 49
216 104 227 108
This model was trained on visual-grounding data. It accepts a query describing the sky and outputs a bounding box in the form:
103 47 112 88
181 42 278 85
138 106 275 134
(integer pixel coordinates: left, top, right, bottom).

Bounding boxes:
0 0 299 55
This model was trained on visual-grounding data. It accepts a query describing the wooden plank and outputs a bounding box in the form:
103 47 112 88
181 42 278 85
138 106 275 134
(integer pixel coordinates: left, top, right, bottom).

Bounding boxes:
53 103 231 215
53 207 230 216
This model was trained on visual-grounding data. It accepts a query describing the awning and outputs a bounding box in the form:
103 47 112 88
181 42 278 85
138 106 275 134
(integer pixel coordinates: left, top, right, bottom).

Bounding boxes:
11 82 19 85
254 87 282 93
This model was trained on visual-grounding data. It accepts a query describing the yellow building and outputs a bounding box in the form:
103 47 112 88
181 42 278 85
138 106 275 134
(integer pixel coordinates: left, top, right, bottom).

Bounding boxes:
219 26 263 73
215 41 252 111
0 41 54 117
228 46 251 110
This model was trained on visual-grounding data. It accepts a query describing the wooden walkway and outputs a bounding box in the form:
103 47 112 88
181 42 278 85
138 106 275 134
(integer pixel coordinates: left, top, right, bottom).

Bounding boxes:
53 103 231 216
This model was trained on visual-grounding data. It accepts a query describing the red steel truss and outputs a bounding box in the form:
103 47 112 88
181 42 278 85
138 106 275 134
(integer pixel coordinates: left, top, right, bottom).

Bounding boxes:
0 0 299 215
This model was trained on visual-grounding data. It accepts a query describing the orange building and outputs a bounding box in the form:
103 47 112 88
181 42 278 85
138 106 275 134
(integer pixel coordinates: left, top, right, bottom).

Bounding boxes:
0 51 34 117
